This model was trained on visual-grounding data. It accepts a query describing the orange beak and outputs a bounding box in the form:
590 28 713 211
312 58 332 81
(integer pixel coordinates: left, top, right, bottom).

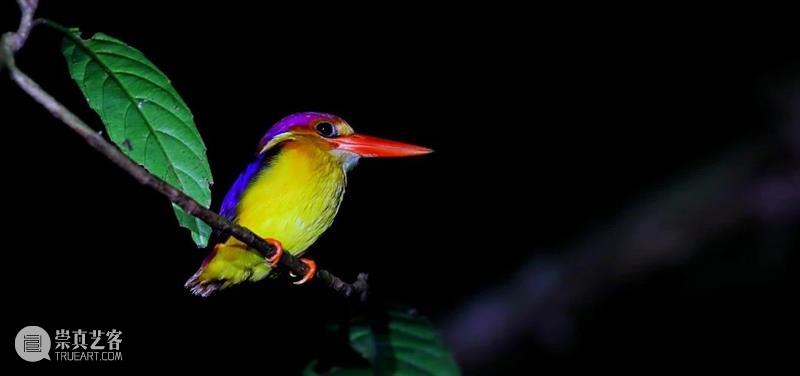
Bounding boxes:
330 134 433 158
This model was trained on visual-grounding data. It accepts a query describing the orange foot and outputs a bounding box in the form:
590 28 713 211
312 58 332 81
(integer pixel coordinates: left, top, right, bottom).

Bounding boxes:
293 258 317 285
263 238 284 267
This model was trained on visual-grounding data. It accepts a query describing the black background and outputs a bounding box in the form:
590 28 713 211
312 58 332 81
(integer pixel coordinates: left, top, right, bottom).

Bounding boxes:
3 2 798 373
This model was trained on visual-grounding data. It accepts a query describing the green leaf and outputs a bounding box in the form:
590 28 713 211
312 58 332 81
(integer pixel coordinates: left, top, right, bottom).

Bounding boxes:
308 309 461 376
60 29 213 247
351 310 460 376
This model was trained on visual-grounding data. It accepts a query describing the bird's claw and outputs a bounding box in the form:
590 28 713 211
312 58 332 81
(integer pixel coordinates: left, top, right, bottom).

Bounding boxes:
263 238 283 267
292 258 317 285
262 237 314 284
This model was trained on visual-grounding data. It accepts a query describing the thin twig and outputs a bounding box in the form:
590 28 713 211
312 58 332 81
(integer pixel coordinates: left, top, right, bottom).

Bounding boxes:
8 0 37 52
1 0 368 301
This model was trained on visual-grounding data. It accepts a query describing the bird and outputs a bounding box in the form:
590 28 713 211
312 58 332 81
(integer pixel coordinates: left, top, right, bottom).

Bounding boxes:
185 112 432 296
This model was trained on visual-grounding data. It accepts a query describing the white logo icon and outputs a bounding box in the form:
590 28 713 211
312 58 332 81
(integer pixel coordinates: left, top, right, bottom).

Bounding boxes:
15 326 51 362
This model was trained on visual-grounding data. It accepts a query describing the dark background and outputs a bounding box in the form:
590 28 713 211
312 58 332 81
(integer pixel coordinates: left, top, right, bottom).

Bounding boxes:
3 2 798 373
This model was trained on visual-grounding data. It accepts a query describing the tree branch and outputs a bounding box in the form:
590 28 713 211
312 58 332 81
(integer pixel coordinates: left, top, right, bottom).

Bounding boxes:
443 97 800 370
1 0 368 301
7 0 37 52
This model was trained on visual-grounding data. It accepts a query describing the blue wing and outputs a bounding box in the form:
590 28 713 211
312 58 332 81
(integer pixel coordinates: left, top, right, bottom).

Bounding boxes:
219 154 265 221
218 144 284 222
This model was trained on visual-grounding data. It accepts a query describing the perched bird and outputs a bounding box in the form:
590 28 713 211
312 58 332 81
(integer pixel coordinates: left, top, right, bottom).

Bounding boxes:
185 112 431 296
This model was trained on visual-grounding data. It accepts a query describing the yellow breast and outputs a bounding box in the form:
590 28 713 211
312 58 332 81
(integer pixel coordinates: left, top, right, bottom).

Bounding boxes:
229 140 346 255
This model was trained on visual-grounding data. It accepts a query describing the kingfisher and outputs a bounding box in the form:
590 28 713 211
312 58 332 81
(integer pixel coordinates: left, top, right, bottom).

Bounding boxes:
185 112 432 296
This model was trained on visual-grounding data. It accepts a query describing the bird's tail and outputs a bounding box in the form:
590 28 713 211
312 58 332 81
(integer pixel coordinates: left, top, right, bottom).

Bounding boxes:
184 242 273 297
184 247 222 297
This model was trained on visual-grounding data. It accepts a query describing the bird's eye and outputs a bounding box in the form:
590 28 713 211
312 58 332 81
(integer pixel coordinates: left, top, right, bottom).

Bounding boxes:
315 122 337 138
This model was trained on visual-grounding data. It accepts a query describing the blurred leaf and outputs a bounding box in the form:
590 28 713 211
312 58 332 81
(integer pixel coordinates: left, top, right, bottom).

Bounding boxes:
308 309 460 376
60 29 213 246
